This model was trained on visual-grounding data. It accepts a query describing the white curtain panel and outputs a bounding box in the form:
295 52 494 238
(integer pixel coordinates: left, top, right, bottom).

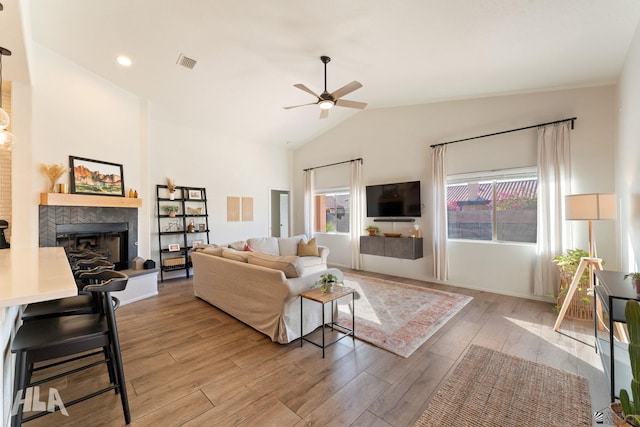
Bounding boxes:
303 169 315 238
350 160 364 269
432 145 449 281
533 122 572 297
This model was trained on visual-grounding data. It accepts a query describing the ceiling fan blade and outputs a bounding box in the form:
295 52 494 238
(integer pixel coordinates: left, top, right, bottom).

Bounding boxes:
320 109 329 120
335 99 368 109
330 81 363 100
294 83 320 98
283 102 317 110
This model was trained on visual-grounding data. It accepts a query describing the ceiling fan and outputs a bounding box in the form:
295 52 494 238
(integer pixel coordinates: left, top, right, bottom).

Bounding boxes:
284 56 367 119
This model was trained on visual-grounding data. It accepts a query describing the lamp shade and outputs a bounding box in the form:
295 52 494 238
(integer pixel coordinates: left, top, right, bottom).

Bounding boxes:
565 193 617 220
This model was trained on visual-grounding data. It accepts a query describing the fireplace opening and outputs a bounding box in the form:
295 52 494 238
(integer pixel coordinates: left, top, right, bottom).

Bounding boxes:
56 223 129 270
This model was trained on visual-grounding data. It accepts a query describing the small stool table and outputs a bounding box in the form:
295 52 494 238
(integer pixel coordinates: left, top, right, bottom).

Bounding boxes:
300 285 355 358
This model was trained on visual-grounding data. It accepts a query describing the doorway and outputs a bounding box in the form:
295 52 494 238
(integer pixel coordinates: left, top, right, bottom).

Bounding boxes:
270 189 290 238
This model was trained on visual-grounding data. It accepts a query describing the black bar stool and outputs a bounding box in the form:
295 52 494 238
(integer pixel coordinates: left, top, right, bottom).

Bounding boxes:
11 271 131 426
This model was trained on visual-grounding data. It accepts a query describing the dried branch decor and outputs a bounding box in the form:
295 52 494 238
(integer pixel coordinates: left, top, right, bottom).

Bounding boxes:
41 163 69 193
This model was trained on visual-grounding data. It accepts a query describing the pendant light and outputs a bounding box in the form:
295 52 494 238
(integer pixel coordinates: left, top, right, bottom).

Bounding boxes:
0 45 15 150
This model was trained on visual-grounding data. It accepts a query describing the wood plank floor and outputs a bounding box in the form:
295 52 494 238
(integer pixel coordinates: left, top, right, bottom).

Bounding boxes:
27 269 608 426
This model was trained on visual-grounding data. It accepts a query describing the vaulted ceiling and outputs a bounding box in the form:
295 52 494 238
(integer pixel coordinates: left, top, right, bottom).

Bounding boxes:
2 1 640 148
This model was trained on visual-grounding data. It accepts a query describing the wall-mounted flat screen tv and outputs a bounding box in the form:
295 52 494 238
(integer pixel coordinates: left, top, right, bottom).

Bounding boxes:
366 180 422 217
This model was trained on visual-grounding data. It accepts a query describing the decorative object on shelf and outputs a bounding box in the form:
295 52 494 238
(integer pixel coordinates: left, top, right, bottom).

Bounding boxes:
365 225 379 236
187 207 202 215
167 243 180 252
57 183 67 194
163 205 179 217
41 163 69 193
187 220 195 233
192 240 203 248
188 189 202 200
0 45 16 150
69 156 125 197
616 300 640 426
626 273 640 295
383 232 402 237
167 178 176 199
315 272 340 293
410 224 422 238
551 248 594 320
198 223 206 231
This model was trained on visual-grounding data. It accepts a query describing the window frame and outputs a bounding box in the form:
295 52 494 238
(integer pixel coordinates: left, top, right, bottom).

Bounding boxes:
313 187 351 235
446 167 538 244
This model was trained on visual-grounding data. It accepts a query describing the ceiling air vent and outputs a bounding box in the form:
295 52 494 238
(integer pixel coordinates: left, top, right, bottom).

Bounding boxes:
176 54 197 70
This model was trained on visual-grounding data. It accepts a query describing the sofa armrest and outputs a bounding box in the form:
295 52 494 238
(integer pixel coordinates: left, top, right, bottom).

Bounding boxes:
317 245 329 263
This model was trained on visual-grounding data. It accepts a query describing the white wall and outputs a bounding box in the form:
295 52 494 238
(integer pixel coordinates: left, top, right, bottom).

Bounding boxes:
149 114 292 278
616 24 640 272
293 86 617 299
12 43 151 255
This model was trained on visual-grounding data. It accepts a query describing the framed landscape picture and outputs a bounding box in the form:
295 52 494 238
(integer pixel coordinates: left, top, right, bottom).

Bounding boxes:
69 156 125 197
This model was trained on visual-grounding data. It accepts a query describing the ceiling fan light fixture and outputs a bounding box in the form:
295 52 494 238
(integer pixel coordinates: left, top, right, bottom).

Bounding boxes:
319 100 334 110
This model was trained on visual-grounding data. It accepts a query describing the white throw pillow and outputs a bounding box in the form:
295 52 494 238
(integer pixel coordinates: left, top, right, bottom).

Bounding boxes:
278 235 308 256
246 237 280 255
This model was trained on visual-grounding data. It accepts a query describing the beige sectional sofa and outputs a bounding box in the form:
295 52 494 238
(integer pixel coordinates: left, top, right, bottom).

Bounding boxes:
192 235 339 343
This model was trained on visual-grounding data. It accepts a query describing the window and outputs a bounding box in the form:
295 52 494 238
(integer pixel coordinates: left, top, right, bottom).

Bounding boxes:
447 168 537 243
314 190 350 233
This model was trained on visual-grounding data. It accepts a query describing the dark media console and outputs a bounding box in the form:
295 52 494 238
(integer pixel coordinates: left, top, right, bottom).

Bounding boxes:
360 236 423 260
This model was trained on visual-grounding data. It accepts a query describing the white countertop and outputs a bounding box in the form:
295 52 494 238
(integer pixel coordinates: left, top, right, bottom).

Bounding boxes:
0 247 77 308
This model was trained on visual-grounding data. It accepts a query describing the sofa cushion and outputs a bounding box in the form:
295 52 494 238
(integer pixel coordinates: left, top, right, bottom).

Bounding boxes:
278 234 307 256
297 237 319 257
222 248 250 262
242 243 254 252
227 240 246 251
247 252 303 278
199 246 224 257
246 237 280 255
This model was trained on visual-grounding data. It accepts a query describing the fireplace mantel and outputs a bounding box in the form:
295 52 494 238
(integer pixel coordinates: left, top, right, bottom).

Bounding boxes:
40 193 142 208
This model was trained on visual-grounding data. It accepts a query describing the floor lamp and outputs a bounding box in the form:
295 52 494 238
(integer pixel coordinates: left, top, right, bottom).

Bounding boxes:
553 193 617 332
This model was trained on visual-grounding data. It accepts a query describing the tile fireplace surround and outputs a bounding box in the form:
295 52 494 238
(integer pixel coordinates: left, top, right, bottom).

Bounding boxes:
39 205 138 269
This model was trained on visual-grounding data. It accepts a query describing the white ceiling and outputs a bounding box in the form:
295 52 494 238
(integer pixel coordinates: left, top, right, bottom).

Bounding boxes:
2 1 640 148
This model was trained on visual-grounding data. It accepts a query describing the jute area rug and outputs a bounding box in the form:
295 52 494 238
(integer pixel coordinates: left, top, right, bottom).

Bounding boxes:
415 345 592 427
336 273 472 358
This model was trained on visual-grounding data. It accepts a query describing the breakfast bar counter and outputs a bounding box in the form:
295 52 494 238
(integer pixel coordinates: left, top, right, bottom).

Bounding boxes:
0 247 77 308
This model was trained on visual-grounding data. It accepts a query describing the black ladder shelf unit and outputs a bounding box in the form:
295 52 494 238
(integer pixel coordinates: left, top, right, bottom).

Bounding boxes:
156 185 210 282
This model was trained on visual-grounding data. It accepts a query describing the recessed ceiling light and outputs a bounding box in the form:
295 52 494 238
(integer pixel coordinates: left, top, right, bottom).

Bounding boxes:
117 56 132 67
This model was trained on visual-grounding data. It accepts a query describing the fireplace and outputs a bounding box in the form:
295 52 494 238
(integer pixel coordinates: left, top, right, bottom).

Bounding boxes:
39 205 138 270
56 223 129 270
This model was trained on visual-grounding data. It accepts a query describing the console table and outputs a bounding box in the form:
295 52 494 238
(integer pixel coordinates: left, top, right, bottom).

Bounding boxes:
593 270 636 402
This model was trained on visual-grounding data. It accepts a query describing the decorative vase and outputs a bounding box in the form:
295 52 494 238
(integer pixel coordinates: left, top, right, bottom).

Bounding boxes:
169 192 175 200
323 282 335 293
368 229 376 236
169 211 176 218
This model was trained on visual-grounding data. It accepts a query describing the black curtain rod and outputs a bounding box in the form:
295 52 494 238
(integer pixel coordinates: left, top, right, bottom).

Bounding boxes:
430 117 577 148
303 157 363 172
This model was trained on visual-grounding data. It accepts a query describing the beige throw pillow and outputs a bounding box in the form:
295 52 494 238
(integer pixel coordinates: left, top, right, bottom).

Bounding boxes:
247 252 303 278
297 238 319 257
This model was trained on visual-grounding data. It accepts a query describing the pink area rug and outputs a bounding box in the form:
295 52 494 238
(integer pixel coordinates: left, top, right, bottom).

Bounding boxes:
337 273 472 358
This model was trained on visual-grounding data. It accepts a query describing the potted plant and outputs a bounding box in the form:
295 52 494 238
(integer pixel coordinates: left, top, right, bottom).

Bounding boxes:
163 205 179 217
365 225 380 236
551 248 594 320
614 300 640 426
315 272 340 293
626 273 640 295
